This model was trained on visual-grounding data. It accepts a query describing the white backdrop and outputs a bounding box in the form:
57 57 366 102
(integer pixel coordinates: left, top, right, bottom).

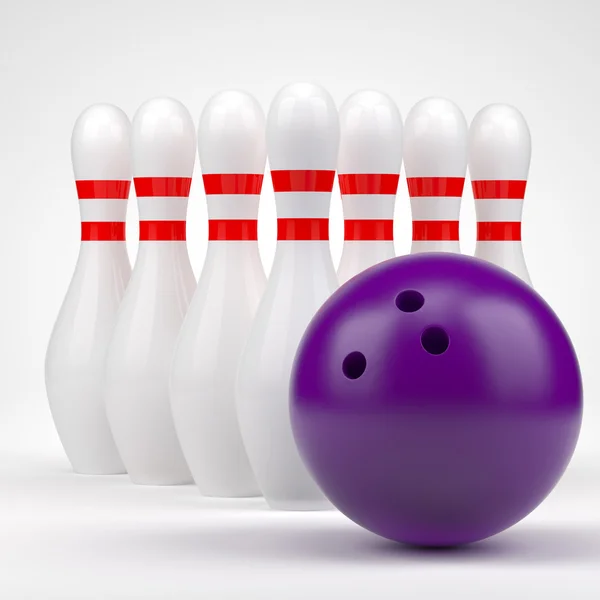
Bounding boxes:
1 1 599 597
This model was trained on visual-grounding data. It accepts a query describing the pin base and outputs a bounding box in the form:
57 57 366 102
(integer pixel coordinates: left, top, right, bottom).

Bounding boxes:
265 498 334 511
197 488 263 499
128 475 193 486
72 466 127 476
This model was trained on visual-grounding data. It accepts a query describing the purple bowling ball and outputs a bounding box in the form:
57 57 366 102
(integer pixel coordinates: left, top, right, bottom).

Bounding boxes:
290 253 582 547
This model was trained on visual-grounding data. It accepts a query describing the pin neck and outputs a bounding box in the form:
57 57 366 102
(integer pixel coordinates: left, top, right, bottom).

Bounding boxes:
408 176 464 242
76 180 131 199
202 173 263 195
134 176 191 237
208 219 258 241
77 179 130 229
472 179 526 242
202 173 264 241
407 177 465 197
271 169 335 192
344 220 393 241
339 173 399 232
81 222 126 241
134 177 192 197
139 221 186 241
472 180 526 199
477 222 522 241
338 173 399 195
272 169 335 230
413 221 459 242
276 218 328 241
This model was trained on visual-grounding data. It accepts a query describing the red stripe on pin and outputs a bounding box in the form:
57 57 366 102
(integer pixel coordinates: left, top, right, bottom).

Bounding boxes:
139 221 186 241
412 220 459 241
477 222 522 241
134 177 192 197
338 174 400 195
407 177 465 197
81 222 126 241
344 219 394 241
202 174 264 195
472 180 527 199
277 218 329 241
271 170 335 193
209 219 258 241
76 180 131 199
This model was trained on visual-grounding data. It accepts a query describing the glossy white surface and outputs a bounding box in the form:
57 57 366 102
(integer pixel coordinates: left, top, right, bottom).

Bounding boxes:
469 104 531 181
130 98 197 177
265 83 340 170
404 97 467 254
469 104 532 285
45 104 131 475
337 90 402 284
236 83 339 510
403 97 468 177
337 90 403 175
170 91 266 497
197 90 266 174
105 98 196 485
70 104 132 181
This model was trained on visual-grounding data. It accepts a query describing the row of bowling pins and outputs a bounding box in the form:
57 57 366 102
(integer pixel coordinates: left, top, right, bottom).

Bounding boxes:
46 83 532 510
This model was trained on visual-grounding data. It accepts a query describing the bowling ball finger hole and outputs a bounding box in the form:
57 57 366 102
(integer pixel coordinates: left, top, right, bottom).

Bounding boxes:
421 326 450 355
395 290 425 313
342 352 367 380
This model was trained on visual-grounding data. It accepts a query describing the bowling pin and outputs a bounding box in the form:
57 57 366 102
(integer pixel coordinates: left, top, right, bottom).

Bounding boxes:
236 83 339 510
337 90 403 284
105 98 196 485
469 104 532 285
46 104 131 475
404 98 468 253
170 90 266 497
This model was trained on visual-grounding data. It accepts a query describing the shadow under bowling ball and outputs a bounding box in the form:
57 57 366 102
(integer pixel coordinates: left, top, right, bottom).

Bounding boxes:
290 253 583 547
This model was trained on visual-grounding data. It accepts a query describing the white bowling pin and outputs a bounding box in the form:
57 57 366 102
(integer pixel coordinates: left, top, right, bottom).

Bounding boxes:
105 98 196 485
236 83 339 510
46 104 131 475
404 97 468 253
170 90 266 497
337 90 402 284
469 104 532 285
